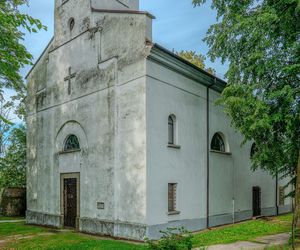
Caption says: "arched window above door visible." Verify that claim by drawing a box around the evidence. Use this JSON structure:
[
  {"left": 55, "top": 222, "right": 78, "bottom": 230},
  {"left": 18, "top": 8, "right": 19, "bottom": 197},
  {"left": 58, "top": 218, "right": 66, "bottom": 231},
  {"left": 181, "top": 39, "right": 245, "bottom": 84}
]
[{"left": 64, "top": 134, "right": 80, "bottom": 152}]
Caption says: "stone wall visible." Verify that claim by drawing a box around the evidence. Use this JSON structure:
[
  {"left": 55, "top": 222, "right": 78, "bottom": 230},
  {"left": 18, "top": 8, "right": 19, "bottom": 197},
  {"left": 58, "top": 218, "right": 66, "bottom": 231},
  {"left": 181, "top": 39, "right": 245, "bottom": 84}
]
[{"left": 0, "top": 188, "right": 26, "bottom": 216}]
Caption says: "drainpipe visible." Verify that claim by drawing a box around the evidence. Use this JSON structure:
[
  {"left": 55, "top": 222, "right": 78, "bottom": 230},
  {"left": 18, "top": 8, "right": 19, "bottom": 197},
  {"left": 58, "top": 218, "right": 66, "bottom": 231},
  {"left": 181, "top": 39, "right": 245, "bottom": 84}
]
[
  {"left": 232, "top": 158, "right": 235, "bottom": 224},
  {"left": 206, "top": 78, "right": 217, "bottom": 228},
  {"left": 276, "top": 172, "right": 279, "bottom": 215}
]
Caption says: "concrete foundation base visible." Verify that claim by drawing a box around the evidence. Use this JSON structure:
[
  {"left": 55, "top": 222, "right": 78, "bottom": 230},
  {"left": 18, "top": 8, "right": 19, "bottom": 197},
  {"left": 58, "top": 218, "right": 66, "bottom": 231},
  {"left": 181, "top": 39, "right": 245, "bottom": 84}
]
[
  {"left": 262, "top": 207, "right": 277, "bottom": 217},
  {"left": 26, "top": 206, "right": 291, "bottom": 240},
  {"left": 148, "top": 218, "right": 207, "bottom": 239},
  {"left": 26, "top": 211, "right": 147, "bottom": 240},
  {"left": 26, "top": 210, "right": 62, "bottom": 228},
  {"left": 80, "top": 217, "right": 147, "bottom": 240},
  {"left": 279, "top": 204, "right": 292, "bottom": 214}
]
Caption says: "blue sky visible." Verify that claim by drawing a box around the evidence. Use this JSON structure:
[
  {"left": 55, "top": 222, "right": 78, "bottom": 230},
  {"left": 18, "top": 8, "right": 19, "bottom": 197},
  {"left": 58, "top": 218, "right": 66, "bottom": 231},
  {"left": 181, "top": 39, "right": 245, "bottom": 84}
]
[
  {"left": 18, "top": 0, "right": 228, "bottom": 80},
  {"left": 5, "top": 0, "right": 228, "bottom": 122}
]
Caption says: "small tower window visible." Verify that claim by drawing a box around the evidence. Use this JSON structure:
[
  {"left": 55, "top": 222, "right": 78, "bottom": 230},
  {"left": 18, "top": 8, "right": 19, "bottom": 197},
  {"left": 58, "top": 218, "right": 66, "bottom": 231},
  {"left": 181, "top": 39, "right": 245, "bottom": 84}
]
[
  {"left": 64, "top": 134, "right": 80, "bottom": 151},
  {"left": 69, "top": 18, "right": 75, "bottom": 31},
  {"left": 211, "top": 133, "right": 226, "bottom": 152}
]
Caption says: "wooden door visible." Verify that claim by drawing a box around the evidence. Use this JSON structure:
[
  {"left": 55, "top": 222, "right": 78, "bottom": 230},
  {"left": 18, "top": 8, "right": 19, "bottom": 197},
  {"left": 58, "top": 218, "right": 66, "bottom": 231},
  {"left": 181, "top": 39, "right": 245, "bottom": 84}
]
[
  {"left": 63, "top": 178, "right": 77, "bottom": 228},
  {"left": 253, "top": 186, "right": 261, "bottom": 217}
]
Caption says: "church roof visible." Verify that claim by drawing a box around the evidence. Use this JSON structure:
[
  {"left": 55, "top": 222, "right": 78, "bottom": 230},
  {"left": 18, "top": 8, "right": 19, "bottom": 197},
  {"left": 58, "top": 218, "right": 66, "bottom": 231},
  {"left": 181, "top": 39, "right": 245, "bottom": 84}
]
[{"left": 148, "top": 44, "right": 227, "bottom": 93}]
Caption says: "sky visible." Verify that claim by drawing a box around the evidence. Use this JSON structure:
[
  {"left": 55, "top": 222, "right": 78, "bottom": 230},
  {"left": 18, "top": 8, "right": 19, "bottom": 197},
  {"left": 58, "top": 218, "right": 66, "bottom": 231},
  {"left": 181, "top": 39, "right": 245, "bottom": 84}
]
[
  {"left": 18, "top": 0, "right": 228, "bottom": 77},
  {"left": 6, "top": 0, "right": 228, "bottom": 102}
]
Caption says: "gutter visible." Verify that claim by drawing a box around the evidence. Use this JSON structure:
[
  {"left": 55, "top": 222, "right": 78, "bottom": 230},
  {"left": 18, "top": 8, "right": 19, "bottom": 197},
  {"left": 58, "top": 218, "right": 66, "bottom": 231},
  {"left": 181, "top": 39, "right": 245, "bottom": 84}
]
[
  {"left": 148, "top": 44, "right": 227, "bottom": 93},
  {"left": 153, "top": 44, "right": 226, "bottom": 87}
]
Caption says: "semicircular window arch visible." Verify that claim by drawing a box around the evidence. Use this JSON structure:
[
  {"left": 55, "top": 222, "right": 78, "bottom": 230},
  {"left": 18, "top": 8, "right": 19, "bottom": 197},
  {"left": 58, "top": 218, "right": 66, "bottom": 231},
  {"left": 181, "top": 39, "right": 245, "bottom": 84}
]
[
  {"left": 211, "top": 133, "right": 226, "bottom": 152},
  {"left": 64, "top": 134, "right": 80, "bottom": 152}
]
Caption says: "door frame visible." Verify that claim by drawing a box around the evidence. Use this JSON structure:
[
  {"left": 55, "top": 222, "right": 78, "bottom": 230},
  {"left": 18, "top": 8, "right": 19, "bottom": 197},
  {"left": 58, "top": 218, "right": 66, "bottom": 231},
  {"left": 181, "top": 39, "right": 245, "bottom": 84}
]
[
  {"left": 60, "top": 173, "right": 80, "bottom": 229},
  {"left": 252, "top": 186, "right": 261, "bottom": 217}
]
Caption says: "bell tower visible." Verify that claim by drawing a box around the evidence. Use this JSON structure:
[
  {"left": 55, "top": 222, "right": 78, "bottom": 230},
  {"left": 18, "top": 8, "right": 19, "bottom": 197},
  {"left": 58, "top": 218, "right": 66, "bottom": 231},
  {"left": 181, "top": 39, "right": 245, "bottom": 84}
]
[
  {"left": 54, "top": 0, "right": 92, "bottom": 47},
  {"left": 54, "top": 0, "right": 140, "bottom": 47}
]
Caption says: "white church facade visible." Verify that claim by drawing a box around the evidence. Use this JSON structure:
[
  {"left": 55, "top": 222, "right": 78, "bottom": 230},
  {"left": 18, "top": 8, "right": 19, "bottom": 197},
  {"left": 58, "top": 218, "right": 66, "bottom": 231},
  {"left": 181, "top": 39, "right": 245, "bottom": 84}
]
[{"left": 26, "top": 0, "right": 292, "bottom": 240}]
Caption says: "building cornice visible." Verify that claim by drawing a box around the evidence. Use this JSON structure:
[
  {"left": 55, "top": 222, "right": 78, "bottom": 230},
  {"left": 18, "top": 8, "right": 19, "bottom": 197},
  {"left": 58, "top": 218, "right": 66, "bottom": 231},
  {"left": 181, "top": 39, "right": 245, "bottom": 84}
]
[
  {"left": 91, "top": 7, "right": 156, "bottom": 19},
  {"left": 148, "top": 44, "right": 227, "bottom": 93},
  {"left": 25, "top": 37, "right": 54, "bottom": 79}
]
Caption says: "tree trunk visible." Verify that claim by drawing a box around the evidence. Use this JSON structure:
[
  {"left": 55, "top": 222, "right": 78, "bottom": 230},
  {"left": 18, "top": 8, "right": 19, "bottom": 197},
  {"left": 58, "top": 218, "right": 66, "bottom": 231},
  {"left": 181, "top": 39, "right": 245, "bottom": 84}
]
[{"left": 294, "top": 151, "right": 300, "bottom": 241}]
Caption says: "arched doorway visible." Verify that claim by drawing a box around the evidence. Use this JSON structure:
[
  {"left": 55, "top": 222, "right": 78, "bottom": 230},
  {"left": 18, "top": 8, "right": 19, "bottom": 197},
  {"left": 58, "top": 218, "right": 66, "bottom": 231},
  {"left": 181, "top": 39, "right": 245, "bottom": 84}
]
[{"left": 55, "top": 121, "right": 88, "bottom": 229}]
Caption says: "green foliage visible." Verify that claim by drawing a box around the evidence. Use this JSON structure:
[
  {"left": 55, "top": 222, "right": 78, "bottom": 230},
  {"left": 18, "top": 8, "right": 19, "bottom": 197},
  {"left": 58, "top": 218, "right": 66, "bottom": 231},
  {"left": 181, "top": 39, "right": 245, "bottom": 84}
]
[
  {"left": 176, "top": 50, "right": 216, "bottom": 75},
  {"left": 193, "top": 0, "right": 300, "bottom": 179},
  {"left": 0, "top": 93, "right": 14, "bottom": 154},
  {"left": 0, "top": 125, "right": 26, "bottom": 188},
  {"left": 0, "top": 0, "right": 46, "bottom": 92},
  {"left": 146, "top": 227, "right": 193, "bottom": 250},
  {"left": 0, "top": 0, "right": 38, "bottom": 190}
]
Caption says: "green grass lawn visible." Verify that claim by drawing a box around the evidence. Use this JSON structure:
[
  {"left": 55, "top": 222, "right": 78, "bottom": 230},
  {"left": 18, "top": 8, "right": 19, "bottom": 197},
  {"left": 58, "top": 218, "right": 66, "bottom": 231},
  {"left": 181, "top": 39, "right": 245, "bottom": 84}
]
[
  {"left": 192, "top": 214, "right": 292, "bottom": 247},
  {"left": 0, "top": 222, "right": 146, "bottom": 250},
  {"left": 0, "top": 214, "right": 292, "bottom": 250},
  {"left": 4, "top": 232, "right": 147, "bottom": 250},
  {"left": 0, "top": 216, "right": 25, "bottom": 221},
  {"left": 0, "top": 221, "right": 47, "bottom": 239}
]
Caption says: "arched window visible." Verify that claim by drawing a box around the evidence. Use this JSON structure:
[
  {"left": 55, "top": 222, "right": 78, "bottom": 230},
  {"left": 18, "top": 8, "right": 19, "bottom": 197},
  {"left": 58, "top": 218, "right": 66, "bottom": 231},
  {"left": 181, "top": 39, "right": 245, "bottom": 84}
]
[
  {"left": 250, "top": 143, "right": 256, "bottom": 158},
  {"left": 64, "top": 134, "right": 80, "bottom": 151},
  {"left": 211, "top": 133, "right": 226, "bottom": 152},
  {"left": 168, "top": 115, "right": 175, "bottom": 144}
]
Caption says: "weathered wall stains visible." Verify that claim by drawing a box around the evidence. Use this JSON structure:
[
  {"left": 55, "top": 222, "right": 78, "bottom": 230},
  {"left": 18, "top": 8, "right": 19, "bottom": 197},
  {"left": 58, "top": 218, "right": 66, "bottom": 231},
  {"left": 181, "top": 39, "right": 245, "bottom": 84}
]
[
  {"left": 26, "top": 0, "right": 152, "bottom": 240},
  {"left": 75, "top": 62, "right": 116, "bottom": 91}
]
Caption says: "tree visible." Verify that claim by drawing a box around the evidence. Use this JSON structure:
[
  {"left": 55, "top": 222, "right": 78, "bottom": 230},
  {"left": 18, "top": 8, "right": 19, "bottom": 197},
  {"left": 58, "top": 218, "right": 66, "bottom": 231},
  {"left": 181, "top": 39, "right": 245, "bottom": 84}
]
[
  {"left": 0, "top": 0, "right": 46, "bottom": 123},
  {"left": 0, "top": 0, "right": 42, "bottom": 188},
  {"left": 0, "top": 125, "right": 26, "bottom": 188},
  {"left": 0, "top": 91, "right": 13, "bottom": 155},
  {"left": 0, "top": 89, "right": 26, "bottom": 190},
  {"left": 193, "top": 0, "right": 299, "bottom": 241},
  {"left": 176, "top": 50, "right": 216, "bottom": 75}
]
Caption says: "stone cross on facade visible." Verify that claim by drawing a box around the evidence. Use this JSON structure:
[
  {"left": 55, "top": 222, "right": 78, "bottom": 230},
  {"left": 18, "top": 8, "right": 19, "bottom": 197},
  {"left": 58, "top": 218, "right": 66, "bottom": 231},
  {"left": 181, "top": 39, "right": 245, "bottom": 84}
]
[{"left": 64, "top": 67, "right": 76, "bottom": 95}]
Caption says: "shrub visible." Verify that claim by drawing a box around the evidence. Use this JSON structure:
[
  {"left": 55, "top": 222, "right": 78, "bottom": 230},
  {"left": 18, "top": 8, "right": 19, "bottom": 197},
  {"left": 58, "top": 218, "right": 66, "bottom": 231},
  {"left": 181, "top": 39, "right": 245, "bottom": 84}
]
[{"left": 146, "top": 227, "right": 193, "bottom": 250}]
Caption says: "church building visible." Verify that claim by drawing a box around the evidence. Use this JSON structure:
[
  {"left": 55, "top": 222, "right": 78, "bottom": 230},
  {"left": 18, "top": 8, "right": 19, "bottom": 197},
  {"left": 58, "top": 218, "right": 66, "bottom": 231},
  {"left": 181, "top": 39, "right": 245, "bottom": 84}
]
[{"left": 26, "top": 0, "right": 292, "bottom": 240}]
